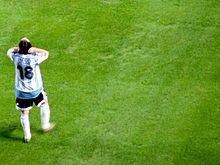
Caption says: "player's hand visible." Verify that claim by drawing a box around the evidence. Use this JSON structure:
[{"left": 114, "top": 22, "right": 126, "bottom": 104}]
[
  {"left": 12, "top": 47, "right": 19, "bottom": 52},
  {"left": 28, "top": 47, "right": 36, "bottom": 54}
]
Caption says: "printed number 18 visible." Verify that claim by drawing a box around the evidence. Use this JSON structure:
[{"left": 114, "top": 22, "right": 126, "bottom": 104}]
[{"left": 17, "top": 65, "right": 33, "bottom": 79}]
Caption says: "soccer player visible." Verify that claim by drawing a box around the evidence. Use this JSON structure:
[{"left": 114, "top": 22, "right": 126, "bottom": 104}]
[{"left": 7, "top": 37, "right": 55, "bottom": 143}]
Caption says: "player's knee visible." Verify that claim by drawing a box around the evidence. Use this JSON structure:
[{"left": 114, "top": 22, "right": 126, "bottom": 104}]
[
  {"left": 21, "top": 110, "right": 30, "bottom": 115},
  {"left": 40, "top": 100, "right": 49, "bottom": 108},
  {"left": 43, "top": 99, "right": 48, "bottom": 104},
  {"left": 40, "top": 99, "right": 48, "bottom": 105}
]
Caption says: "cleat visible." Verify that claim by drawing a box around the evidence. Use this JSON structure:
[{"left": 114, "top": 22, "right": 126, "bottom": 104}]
[
  {"left": 42, "top": 123, "right": 56, "bottom": 133},
  {"left": 24, "top": 138, "right": 31, "bottom": 143}
]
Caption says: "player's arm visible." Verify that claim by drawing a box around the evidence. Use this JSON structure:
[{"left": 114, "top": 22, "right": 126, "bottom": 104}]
[
  {"left": 7, "top": 47, "right": 19, "bottom": 60},
  {"left": 29, "top": 47, "right": 49, "bottom": 54},
  {"left": 30, "top": 47, "right": 49, "bottom": 64},
  {"left": 8, "top": 47, "right": 19, "bottom": 52}
]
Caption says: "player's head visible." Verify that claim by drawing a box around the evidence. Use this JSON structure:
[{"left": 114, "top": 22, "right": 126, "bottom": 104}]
[{"left": 18, "top": 37, "right": 32, "bottom": 54}]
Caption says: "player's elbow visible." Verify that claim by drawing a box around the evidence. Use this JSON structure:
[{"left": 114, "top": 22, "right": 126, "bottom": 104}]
[
  {"left": 44, "top": 51, "right": 49, "bottom": 59},
  {"left": 7, "top": 49, "right": 14, "bottom": 57},
  {"left": 45, "top": 51, "right": 49, "bottom": 56}
]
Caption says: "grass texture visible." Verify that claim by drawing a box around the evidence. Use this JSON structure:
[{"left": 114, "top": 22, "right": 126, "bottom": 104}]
[{"left": 0, "top": 0, "right": 220, "bottom": 164}]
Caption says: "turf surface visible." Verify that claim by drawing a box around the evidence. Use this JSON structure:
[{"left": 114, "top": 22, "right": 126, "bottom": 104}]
[{"left": 0, "top": 0, "right": 220, "bottom": 164}]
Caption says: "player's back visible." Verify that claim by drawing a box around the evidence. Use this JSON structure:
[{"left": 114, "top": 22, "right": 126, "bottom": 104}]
[
  {"left": 7, "top": 48, "right": 49, "bottom": 99},
  {"left": 13, "top": 53, "right": 43, "bottom": 93}
]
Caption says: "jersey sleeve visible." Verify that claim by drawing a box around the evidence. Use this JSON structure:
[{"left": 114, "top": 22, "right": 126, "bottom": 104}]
[
  {"left": 7, "top": 49, "right": 16, "bottom": 61},
  {"left": 35, "top": 51, "right": 49, "bottom": 64}
]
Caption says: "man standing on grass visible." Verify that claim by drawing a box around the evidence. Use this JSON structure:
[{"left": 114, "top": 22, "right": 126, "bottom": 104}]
[{"left": 7, "top": 37, "right": 55, "bottom": 143}]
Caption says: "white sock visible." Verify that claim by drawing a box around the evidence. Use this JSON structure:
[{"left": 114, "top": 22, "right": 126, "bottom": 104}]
[
  {"left": 40, "top": 103, "right": 50, "bottom": 129},
  {"left": 20, "top": 114, "right": 31, "bottom": 139}
]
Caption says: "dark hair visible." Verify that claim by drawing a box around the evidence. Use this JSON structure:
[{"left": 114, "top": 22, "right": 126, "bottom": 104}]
[{"left": 18, "top": 40, "right": 32, "bottom": 54}]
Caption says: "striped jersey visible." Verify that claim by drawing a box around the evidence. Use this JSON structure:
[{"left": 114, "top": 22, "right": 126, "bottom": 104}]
[{"left": 7, "top": 49, "right": 49, "bottom": 99}]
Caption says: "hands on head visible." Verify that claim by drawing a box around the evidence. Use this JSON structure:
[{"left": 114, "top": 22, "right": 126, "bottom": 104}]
[
  {"left": 21, "top": 37, "right": 30, "bottom": 43},
  {"left": 10, "top": 37, "right": 48, "bottom": 54}
]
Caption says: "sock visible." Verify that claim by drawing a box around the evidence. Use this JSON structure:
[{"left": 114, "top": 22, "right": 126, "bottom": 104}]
[
  {"left": 20, "top": 114, "right": 31, "bottom": 139},
  {"left": 40, "top": 103, "right": 50, "bottom": 129}
]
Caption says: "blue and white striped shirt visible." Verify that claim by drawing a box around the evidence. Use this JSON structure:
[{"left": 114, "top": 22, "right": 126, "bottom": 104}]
[{"left": 7, "top": 49, "right": 49, "bottom": 99}]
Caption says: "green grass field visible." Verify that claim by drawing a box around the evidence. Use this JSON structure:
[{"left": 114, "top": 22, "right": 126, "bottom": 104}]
[{"left": 0, "top": 0, "right": 220, "bottom": 164}]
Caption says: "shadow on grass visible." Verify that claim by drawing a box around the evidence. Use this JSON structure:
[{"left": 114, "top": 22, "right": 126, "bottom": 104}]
[
  {"left": 0, "top": 124, "right": 23, "bottom": 142},
  {"left": 31, "top": 127, "right": 44, "bottom": 135},
  {"left": 0, "top": 124, "right": 51, "bottom": 142}
]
